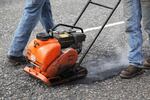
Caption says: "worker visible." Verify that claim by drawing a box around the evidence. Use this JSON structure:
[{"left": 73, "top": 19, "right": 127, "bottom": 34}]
[
  {"left": 7, "top": 0, "right": 54, "bottom": 65},
  {"left": 120, "top": 0, "right": 150, "bottom": 78}
]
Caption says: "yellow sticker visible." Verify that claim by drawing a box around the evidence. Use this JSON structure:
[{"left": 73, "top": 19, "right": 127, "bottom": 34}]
[{"left": 59, "top": 32, "right": 69, "bottom": 38}]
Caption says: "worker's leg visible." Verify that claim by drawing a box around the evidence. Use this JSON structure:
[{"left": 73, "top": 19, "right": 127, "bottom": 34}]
[
  {"left": 40, "top": 0, "right": 54, "bottom": 32},
  {"left": 8, "top": 0, "right": 47, "bottom": 57},
  {"left": 120, "top": 0, "right": 144, "bottom": 79},
  {"left": 124, "top": 0, "right": 143, "bottom": 67},
  {"left": 141, "top": 1, "right": 150, "bottom": 68}
]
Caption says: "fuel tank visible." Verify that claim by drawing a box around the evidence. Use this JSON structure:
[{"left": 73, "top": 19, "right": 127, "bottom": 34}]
[{"left": 26, "top": 38, "right": 61, "bottom": 72}]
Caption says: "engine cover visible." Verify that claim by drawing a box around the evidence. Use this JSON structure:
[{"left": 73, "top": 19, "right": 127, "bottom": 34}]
[{"left": 53, "top": 31, "right": 86, "bottom": 53}]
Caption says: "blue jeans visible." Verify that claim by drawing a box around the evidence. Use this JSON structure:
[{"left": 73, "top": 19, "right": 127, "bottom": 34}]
[
  {"left": 8, "top": 0, "right": 54, "bottom": 57},
  {"left": 124, "top": 0, "right": 150, "bottom": 67}
]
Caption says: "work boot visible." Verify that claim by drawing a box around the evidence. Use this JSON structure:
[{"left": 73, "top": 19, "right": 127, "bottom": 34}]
[
  {"left": 120, "top": 65, "right": 144, "bottom": 79},
  {"left": 7, "top": 55, "right": 28, "bottom": 66},
  {"left": 143, "top": 59, "right": 150, "bottom": 69}
]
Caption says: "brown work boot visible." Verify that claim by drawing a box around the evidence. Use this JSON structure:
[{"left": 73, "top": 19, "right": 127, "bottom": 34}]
[
  {"left": 143, "top": 59, "right": 150, "bottom": 69},
  {"left": 120, "top": 65, "right": 144, "bottom": 79},
  {"left": 7, "top": 55, "right": 28, "bottom": 66}
]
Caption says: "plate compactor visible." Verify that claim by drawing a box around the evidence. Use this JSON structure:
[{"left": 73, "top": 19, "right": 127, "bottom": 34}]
[
  {"left": 24, "top": 0, "right": 121, "bottom": 85},
  {"left": 24, "top": 24, "right": 87, "bottom": 85}
]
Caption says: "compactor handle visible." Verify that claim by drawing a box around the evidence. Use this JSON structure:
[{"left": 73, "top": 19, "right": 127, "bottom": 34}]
[{"left": 52, "top": 24, "right": 84, "bottom": 33}]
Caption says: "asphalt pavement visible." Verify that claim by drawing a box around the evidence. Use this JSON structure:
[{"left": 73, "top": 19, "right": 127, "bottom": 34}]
[{"left": 1, "top": 0, "right": 150, "bottom": 99}]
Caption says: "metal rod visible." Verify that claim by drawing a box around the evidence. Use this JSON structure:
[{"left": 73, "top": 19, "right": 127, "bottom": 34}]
[
  {"left": 78, "top": 0, "right": 121, "bottom": 65},
  {"left": 52, "top": 24, "right": 84, "bottom": 33},
  {"left": 90, "top": 1, "right": 113, "bottom": 9},
  {"left": 73, "top": 0, "right": 91, "bottom": 27},
  {"left": 73, "top": 0, "right": 114, "bottom": 27}
]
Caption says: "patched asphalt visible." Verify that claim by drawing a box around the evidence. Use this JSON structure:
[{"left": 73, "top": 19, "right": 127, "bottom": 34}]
[{"left": 1, "top": 0, "right": 150, "bottom": 99}]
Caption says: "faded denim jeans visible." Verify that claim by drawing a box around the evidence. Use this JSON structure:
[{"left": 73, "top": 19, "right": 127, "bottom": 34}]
[
  {"left": 8, "top": 0, "right": 54, "bottom": 57},
  {"left": 124, "top": 0, "right": 150, "bottom": 67}
]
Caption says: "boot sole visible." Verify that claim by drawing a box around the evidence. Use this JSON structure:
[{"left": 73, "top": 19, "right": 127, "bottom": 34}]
[
  {"left": 8, "top": 59, "right": 28, "bottom": 66},
  {"left": 142, "top": 66, "right": 150, "bottom": 70}
]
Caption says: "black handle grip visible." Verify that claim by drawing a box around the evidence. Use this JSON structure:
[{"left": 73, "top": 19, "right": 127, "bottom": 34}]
[{"left": 52, "top": 24, "right": 84, "bottom": 33}]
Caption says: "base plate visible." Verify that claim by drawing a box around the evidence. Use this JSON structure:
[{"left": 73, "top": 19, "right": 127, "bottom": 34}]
[
  {"left": 49, "top": 66, "right": 88, "bottom": 86},
  {"left": 24, "top": 66, "right": 87, "bottom": 86}
]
